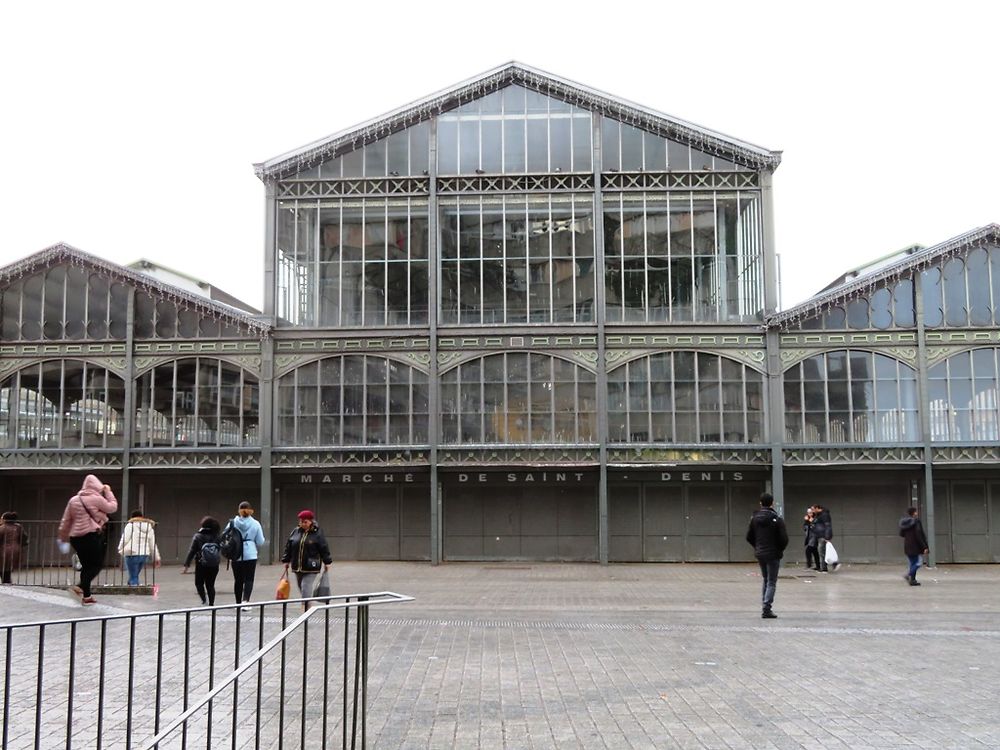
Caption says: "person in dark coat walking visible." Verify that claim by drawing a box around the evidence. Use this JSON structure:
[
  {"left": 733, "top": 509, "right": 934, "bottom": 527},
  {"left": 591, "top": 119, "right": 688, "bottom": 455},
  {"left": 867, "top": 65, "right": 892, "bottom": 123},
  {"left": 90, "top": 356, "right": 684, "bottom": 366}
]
[
  {"left": 281, "top": 510, "right": 332, "bottom": 605},
  {"left": 746, "top": 493, "right": 789, "bottom": 618},
  {"left": 183, "top": 516, "right": 222, "bottom": 605},
  {"left": 899, "top": 507, "right": 929, "bottom": 586},
  {"left": 0, "top": 512, "right": 28, "bottom": 584},
  {"left": 803, "top": 508, "right": 820, "bottom": 570}
]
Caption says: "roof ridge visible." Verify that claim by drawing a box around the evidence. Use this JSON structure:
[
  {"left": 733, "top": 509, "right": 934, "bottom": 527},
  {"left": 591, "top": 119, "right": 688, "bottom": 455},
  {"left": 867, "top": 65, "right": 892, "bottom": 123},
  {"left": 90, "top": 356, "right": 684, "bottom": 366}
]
[
  {"left": 254, "top": 62, "right": 780, "bottom": 180},
  {"left": 770, "top": 223, "right": 1000, "bottom": 328},
  {"left": 0, "top": 243, "right": 270, "bottom": 336}
]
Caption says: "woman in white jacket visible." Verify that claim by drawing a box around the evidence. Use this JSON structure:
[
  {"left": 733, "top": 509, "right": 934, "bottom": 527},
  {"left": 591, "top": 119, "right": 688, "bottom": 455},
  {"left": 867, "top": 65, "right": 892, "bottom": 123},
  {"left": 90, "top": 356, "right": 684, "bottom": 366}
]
[{"left": 118, "top": 510, "right": 161, "bottom": 585}]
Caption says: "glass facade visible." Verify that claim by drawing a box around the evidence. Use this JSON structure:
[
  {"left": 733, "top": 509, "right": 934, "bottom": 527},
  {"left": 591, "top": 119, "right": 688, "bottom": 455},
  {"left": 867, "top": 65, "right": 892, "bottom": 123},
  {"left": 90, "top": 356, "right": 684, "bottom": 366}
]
[
  {"left": 928, "top": 348, "right": 1000, "bottom": 441},
  {"left": 276, "top": 356, "right": 429, "bottom": 447},
  {"left": 439, "top": 194, "right": 595, "bottom": 324},
  {"left": 134, "top": 358, "right": 259, "bottom": 447},
  {"left": 922, "top": 246, "right": 1000, "bottom": 328},
  {"left": 600, "top": 118, "right": 741, "bottom": 172},
  {"left": 783, "top": 351, "right": 919, "bottom": 443},
  {"left": 440, "top": 353, "right": 596, "bottom": 444},
  {"left": 607, "top": 353, "right": 764, "bottom": 444},
  {"left": 603, "top": 192, "right": 763, "bottom": 323},
  {"left": 276, "top": 198, "right": 429, "bottom": 327},
  {"left": 0, "top": 361, "right": 125, "bottom": 448},
  {"left": 438, "top": 86, "right": 592, "bottom": 175}
]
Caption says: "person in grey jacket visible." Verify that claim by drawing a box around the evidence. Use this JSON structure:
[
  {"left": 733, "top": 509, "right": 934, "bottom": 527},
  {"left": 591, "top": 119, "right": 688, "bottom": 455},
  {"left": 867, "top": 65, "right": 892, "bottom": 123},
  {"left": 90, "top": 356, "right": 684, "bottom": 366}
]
[{"left": 746, "top": 493, "right": 789, "bottom": 619}]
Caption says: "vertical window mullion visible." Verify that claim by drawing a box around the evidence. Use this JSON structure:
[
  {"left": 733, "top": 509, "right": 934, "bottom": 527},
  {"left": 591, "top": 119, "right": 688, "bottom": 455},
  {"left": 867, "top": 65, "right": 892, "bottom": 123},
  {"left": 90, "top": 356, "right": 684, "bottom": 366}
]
[
  {"left": 313, "top": 199, "right": 320, "bottom": 326},
  {"left": 360, "top": 203, "right": 367, "bottom": 326},
  {"left": 570, "top": 198, "right": 578, "bottom": 323},
  {"left": 642, "top": 195, "right": 650, "bottom": 322},
  {"left": 170, "top": 361, "right": 178, "bottom": 448},
  {"left": 478, "top": 198, "right": 485, "bottom": 326},
  {"left": 547, "top": 199, "right": 554, "bottom": 323},
  {"left": 501, "top": 198, "right": 508, "bottom": 323},
  {"left": 406, "top": 199, "right": 412, "bottom": 326}
]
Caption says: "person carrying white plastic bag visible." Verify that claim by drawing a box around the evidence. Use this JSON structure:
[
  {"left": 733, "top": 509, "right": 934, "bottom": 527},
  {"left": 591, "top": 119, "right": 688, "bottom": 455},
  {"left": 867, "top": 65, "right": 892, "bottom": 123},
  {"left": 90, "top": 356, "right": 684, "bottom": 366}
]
[{"left": 824, "top": 540, "right": 842, "bottom": 571}]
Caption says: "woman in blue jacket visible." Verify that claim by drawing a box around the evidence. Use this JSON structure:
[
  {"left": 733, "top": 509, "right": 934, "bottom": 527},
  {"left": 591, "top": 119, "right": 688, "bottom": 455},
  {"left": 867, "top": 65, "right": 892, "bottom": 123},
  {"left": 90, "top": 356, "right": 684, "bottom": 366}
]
[{"left": 229, "top": 501, "right": 266, "bottom": 603}]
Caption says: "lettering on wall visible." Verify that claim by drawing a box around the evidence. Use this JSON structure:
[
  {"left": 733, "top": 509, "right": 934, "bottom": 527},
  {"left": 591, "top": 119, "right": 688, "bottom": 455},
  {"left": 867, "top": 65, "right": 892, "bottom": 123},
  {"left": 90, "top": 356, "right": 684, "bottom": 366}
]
[{"left": 300, "top": 473, "right": 416, "bottom": 484}]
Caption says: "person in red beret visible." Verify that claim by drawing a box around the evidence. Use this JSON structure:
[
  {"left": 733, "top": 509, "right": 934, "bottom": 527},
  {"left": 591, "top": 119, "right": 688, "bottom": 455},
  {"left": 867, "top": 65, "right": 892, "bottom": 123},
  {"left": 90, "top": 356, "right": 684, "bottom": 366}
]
[{"left": 280, "top": 510, "right": 332, "bottom": 605}]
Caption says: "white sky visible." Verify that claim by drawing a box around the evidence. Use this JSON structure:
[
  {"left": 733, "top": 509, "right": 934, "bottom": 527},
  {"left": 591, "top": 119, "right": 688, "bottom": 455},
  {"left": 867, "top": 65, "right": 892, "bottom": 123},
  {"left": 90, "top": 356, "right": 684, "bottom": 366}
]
[{"left": 1, "top": 1, "right": 997, "bottom": 312}]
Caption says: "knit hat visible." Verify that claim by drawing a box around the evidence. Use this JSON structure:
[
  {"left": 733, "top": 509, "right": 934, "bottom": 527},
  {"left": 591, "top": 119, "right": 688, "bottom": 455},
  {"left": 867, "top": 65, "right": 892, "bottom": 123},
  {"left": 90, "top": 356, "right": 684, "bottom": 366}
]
[{"left": 297, "top": 510, "right": 315, "bottom": 521}]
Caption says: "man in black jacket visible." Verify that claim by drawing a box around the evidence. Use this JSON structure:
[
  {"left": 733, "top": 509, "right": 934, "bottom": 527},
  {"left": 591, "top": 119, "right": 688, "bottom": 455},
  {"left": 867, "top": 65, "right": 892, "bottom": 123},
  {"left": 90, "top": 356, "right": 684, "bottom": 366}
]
[
  {"left": 746, "top": 493, "right": 789, "bottom": 619},
  {"left": 899, "top": 507, "right": 929, "bottom": 586}
]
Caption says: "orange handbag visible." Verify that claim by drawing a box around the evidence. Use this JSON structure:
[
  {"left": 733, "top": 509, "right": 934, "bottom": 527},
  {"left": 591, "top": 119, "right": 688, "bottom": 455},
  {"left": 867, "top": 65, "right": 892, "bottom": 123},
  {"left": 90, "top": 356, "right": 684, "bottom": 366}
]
[{"left": 275, "top": 570, "right": 291, "bottom": 600}]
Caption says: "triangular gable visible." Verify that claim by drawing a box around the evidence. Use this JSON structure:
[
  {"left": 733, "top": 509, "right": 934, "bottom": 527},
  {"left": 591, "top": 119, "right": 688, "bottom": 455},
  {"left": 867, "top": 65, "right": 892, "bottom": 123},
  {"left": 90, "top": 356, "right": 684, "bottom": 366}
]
[
  {"left": 769, "top": 224, "right": 1000, "bottom": 329},
  {"left": 0, "top": 243, "right": 269, "bottom": 337},
  {"left": 254, "top": 61, "right": 781, "bottom": 181}
]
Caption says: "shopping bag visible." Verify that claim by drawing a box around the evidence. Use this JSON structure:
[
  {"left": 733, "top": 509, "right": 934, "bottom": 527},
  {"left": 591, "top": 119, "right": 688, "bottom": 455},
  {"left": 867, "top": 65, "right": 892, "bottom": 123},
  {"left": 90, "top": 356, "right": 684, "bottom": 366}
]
[
  {"left": 313, "top": 569, "right": 331, "bottom": 598},
  {"left": 275, "top": 571, "right": 290, "bottom": 600},
  {"left": 824, "top": 541, "right": 839, "bottom": 566}
]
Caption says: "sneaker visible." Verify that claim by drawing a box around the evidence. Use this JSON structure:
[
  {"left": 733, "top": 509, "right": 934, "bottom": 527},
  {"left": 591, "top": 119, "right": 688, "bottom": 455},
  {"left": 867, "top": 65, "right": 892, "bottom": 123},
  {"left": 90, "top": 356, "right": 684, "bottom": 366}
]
[
  {"left": 833, "top": 563, "right": 842, "bottom": 572},
  {"left": 762, "top": 610, "right": 778, "bottom": 619},
  {"left": 81, "top": 596, "right": 97, "bottom": 605},
  {"left": 68, "top": 585, "right": 83, "bottom": 599},
  {"left": 908, "top": 579, "right": 921, "bottom": 587}
]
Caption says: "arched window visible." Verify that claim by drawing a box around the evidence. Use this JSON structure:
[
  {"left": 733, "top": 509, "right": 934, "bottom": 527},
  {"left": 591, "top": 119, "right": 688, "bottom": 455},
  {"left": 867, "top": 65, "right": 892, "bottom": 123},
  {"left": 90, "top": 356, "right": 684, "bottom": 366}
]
[
  {"left": 275, "top": 356, "right": 428, "bottom": 447},
  {"left": 0, "top": 361, "right": 125, "bottom": 448},
  {"left": 0, "top": 266, "right": 128, "bottom": 341},
  {"left": 784, "top": 350, "right": 918, "bottom": 443},
  {"left": 928, "top": 348, "right": 1000, "bottom": 442},
  {"left": 134, "top": 358, "right": 259, "bottom": 447},
  {"left": 440, "top": 353, "right": 596, "bottom": 444},
  {"left": 607, "top": 352, "right": 764, "bottom": 444}
]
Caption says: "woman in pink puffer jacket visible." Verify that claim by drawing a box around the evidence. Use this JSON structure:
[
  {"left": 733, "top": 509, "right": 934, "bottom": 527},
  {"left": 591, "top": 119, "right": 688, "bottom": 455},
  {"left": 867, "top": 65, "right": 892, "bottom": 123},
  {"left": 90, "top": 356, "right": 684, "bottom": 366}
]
[{"left": 58, "top": 475, "right": 118, "bottom": 605}]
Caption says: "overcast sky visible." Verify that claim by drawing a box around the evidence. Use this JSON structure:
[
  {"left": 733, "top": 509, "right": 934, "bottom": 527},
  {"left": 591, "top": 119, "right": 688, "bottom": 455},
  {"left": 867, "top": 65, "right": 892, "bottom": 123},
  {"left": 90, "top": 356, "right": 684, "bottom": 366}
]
[{"left": 1, "top": 2, "right": 996, "bottom": 312}]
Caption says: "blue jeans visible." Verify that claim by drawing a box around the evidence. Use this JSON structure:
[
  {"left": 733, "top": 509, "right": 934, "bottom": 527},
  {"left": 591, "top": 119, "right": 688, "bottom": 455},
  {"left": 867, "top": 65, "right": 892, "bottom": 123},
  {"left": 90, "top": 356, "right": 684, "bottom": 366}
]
[
  {"left": 125, "top": 555, "right": 148, "bottom": 586},
  {"left": 758, "top": 558, "right": 780, "bottom": 610},
  {"left": 906, "top": 553, "right": 921, "bottom": 581}
]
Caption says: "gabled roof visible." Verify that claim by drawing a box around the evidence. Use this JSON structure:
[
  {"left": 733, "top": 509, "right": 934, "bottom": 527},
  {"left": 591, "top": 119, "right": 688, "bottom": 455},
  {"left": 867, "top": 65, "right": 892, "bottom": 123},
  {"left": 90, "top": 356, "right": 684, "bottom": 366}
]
[
  {"left": 254, "top": 61, "right": 781, "bottom": 181},
  {"left": 0, "top": 243, "right": 270, "bottom": 336},
  {"left": 769, "top": 224, "right": 1000, "bottom": 329}
]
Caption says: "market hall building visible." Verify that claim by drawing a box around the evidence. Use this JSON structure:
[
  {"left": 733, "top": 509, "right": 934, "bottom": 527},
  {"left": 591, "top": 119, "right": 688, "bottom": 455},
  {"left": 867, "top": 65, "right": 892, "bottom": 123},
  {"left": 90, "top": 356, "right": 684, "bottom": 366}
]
[{"left": 2, "top": 63, "right": 998, "bottom": 565}]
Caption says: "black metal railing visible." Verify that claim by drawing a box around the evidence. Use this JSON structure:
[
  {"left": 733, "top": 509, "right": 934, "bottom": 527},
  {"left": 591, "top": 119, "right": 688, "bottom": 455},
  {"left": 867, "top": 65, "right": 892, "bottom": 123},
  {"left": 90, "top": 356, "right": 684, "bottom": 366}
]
[
  {"left": 0, "top": 520, "right": 158, "bottom": 590},
  {"left": 0, "top": 592, "right": 412, "bottom": 749}
]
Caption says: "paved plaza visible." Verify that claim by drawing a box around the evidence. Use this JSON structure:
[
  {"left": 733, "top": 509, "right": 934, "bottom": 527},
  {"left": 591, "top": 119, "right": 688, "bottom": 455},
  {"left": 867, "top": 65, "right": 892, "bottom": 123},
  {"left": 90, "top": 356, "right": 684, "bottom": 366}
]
[{"left": 2, "top": 561, "right": 999, "bottom": 748}]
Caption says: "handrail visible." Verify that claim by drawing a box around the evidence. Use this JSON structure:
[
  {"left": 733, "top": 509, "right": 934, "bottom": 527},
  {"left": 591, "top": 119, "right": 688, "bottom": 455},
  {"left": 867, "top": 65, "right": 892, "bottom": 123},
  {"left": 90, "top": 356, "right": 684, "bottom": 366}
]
[
  {"left": 143, "top": 592, "right": 411, "bottom": 749},
  {"left": 1, "top": 590, "right": 411, "bottom": 630},
  {"left": 1, "top": 590, "right": 413, "bottom": 750}
]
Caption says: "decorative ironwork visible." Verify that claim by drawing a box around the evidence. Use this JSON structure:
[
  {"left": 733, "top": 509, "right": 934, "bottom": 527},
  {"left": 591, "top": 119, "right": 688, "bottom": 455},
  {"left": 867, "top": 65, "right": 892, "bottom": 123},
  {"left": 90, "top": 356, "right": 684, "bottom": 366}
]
[
  {"left": 436, "top": 173, "right": 594, "bottom": 194},
  {"left": 601, "top": 171, "right": 759, "bottom": 191},
  {"left": 437, "top": 334, "right": 597, "bottom": 350},
  {"left": 607, "top": 447, "right": 771, "bottom": 465},
  {"left": 778, "top": 332, "right": 918, "bottom": 347},
  {"left": 133, "top": 340, "right": 261, "bottom": 355},
  {"left": 0, "top": 342, "right": 128, "bottom": 357},
  {"left": 932, "top": 445, "right": 1000, "bottom": 463},
  {"left": 276, "top": 177, "right": 430, "bottom": 198},
  {"left": 437, "top": 447, "right": 600, "bottom": 466},
  {"left": 274, "top": 337, "right": 431, "bottom": 353},
  {"left": 605, "top": 333, "right": 765, "bottom": 347},
  {"left": 129, "top": 450, "right": 261, "bottom": 468},
  {"left": 271, "top": 449, "right": 430, "bottom": 467},
  {"left": 782, "top": 447, "right": 924, "bottom": 464},
  {"left": 0, "top": 451, "right": 123, "bottom": 469}
]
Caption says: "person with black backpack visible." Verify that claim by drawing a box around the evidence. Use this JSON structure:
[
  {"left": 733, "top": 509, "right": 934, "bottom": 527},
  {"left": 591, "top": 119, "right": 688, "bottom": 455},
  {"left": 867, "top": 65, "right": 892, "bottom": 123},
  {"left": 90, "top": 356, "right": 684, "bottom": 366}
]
[
  {"left": 183, "top": 516, "right": 222, "bottom": 605},
  {"left": 223, "top": 501, "right": 266, "bottom": 603}
]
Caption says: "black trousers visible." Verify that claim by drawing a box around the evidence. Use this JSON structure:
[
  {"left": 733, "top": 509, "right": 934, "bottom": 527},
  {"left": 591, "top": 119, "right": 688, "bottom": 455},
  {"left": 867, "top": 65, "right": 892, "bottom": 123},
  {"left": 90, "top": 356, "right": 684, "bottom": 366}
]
[
  {"left": 70, "top": 532, "right": 105, "bottom": 597},
  {"left": 805, "top": 545, "right": 821, "bottom": 569},
  {"left": 195, "top": 563, "right": 220, "bottom": 605},
  {"left": 232, "top": 559, "right": 257, "bottom": 603}
]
